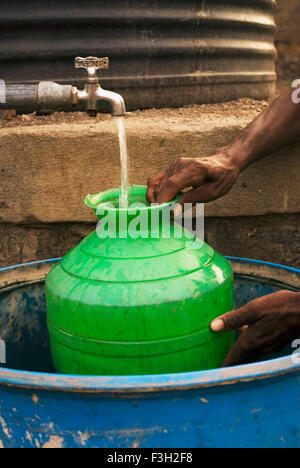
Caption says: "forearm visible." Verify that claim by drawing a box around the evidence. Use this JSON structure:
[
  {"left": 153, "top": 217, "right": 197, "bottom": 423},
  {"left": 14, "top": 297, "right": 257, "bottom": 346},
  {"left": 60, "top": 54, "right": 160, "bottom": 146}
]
[
  {"left": 224, "top": 86, "right": 300, "bottom": 172},
  {"left": 147, "top": 85, "right": 300, "bottom": 205}
]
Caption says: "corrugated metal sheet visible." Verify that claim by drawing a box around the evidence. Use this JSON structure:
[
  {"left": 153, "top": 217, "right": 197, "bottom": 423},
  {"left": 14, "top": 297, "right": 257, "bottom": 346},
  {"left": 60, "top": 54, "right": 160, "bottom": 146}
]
[{"left": 0, "top": 0, "right": 278, "bottom": 109}]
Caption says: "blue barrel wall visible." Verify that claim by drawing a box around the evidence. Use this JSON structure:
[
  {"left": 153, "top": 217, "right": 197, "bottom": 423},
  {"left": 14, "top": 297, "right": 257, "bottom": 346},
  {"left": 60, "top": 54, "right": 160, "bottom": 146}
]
[{"left": 0, "top": 258, "right": 299, "bottom": 448}]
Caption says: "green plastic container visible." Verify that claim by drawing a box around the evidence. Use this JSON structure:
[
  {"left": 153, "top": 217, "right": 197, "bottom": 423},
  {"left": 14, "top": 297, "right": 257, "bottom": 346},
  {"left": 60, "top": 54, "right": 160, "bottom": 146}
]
[{"left": 46, "top": 186, "right": 235, "bottom": 375}]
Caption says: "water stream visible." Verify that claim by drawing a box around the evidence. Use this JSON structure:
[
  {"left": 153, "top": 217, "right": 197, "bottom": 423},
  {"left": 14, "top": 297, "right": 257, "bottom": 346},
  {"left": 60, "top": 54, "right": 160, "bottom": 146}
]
[{"left": 116, "top": 117, "right": 130, "bottom": 209}]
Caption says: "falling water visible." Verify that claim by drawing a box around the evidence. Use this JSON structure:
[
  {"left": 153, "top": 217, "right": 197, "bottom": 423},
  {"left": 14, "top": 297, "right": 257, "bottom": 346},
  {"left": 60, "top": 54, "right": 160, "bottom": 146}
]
[{"left": 116, "top": 117, "right": 130, "bottom": 209}]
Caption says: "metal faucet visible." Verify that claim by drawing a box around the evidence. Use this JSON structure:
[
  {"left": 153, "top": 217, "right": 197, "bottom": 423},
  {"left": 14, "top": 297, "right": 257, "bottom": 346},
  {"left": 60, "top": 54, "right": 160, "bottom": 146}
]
[
  {"left": 0, "top": 56, "right": 127, "bottom": 116},
  {"left": 73, "top": 56, "right": 126, "bottom": 117}
]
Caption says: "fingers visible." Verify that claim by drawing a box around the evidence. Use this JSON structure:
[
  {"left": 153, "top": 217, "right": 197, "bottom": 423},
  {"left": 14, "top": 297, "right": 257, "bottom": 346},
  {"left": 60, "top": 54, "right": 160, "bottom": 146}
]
[
  {"left": 147, "top": 159, "right": 208, "bottom": 204},
  {"left": 178, "top": 188, "right": 203, "bottom": 206},
  {"left": 179, "top": 182, "right": 221, "bottom": 205},
  {"left": 221, "top": 331, "right": 261, "bottom": 367},
  {"left": 211, "top": 303, "right": 261, "bottom": 333},
  {"left": 156, "top": 168, "right": 207, "bottom": 204},
  {"left": 212, "top": 292, "right": 292, "bottom": 333},
  {"left": 213, "top": 291, "right": 300, "bottom": 367},
  {"left": 178, "top": 176, "right": 236, "bottom": 205},
  {"left": 146, "top": 171, "right": 166, "bottom": 203},
  {"left": 147, "top": 155, "right": 238, "bottom": 206},
  {"left": 155, "top": 174, "right": 183, "bottom": 204}
]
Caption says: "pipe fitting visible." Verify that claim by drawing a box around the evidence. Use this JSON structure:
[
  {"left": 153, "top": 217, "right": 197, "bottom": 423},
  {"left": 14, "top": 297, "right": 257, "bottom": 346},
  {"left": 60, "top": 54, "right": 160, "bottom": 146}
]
[
  {"left": 38, "top": 82, "right": 74, "bottom": 111},
  {"left": 0, "top": 56, "right": 127, "bottom": 116}
]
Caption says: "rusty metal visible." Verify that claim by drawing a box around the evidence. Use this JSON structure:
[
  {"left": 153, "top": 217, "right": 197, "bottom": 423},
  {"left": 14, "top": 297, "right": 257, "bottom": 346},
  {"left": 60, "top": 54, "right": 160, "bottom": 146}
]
[
  {"left": 0, "top": 56, "right": 126, "bottom": 115},
  {"left": 38, "top": 82, "right": 74, "bottom": 110},
  {"left": 74, "top": 56, "right": 126, "bottom": 115},
  {"left": 0, "top": 0, "right": 278, "bottom": 110}
]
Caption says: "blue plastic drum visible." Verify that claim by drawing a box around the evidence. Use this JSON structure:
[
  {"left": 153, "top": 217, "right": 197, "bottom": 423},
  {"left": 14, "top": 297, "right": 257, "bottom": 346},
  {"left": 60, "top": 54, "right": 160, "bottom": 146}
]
[{"left": 0, "top": 258, "right": 299, "bottom": 448}]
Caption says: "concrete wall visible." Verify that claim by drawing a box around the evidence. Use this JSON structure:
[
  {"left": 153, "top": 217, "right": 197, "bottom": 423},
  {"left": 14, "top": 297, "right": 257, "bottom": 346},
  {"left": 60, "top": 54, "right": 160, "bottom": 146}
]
[
  {"left": 1, "top": 214, "right": 299, "bottom": 270},
  {"left": 1, "top": 101, "right": 300, "bottom": 269},
  {"left": 1, "top": 0, "right": 300, "bottom": 268}
]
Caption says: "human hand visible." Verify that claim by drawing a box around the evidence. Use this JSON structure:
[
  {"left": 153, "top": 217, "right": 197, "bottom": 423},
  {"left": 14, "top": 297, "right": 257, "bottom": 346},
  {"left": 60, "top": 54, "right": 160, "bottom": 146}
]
[
  {"left": 146, "top": 152, "right": 240, "bottom": 205},
  {"left": 211, "top": 291, "right": 300, "bottom": 367}
]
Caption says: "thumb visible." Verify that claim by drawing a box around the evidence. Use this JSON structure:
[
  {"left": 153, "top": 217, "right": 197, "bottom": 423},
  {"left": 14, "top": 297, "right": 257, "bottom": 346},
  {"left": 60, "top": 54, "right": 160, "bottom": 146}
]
[{"left": 211, "top": 304, "right": 260, "bottom": 332}]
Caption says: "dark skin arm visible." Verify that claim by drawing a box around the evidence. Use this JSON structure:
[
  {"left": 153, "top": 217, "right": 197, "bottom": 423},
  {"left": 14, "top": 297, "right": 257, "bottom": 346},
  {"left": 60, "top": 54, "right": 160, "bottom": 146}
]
[
  {"left": 147, "top": 85, "right": 300, "bottom": 367},
  {"left": 147, "top": 86, "right": 300, "bottom": 205}
]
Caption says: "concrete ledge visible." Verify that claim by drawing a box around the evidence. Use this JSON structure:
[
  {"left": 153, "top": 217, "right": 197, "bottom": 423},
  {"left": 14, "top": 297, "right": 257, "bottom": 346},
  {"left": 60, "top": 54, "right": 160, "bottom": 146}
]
[
  {"left": 1, "top": 214, "right": 300, "bottom": 269},
  {"left": 0, "top": 101, "right": 299, "bottom": 224}
]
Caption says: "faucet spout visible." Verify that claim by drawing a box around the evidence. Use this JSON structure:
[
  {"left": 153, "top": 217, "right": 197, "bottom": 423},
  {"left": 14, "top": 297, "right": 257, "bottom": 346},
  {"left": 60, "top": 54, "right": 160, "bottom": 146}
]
[
  {"left": 95, "top": 88, "right": 126, "bottom": 116},
  {"left": 0, "top": 56, "right": 127, "bottom": 117}
]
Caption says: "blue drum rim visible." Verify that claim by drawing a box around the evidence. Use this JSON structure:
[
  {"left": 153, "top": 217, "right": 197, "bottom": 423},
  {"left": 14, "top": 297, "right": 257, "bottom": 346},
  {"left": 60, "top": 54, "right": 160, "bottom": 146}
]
[{"left": 0, "top": 257, "right": 299, "bottom": 394}]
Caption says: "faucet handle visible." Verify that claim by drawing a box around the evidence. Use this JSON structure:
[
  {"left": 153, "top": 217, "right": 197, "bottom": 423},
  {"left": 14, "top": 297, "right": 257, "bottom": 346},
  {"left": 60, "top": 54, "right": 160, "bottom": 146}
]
[{"left": 75, "top": 56, "right": 109, "bottom": 71}]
